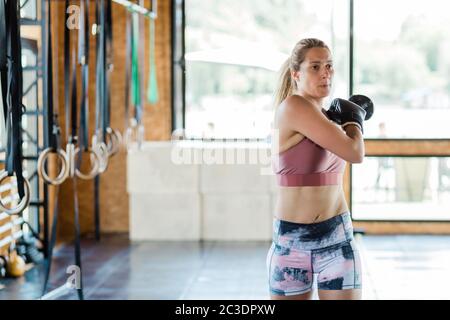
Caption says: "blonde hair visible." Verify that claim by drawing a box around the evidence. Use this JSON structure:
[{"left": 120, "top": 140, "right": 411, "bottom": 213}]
[{"left": 273, "top": 38, "right": 330, "bottom": 107}]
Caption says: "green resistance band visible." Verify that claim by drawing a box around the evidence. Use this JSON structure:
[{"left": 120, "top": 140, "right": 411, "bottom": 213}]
[
  {"left": 131, "top": 12, "right": 141, "bottom": 108},
  {"left": 147, "top": 18, "right": 158, "bottom": 104}
]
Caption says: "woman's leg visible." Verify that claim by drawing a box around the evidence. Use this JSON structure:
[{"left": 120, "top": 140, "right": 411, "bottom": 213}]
[
  {"left": 271, "top": 291, "right": 313, "bottom": 300},
  {"left": 315, "top": 239, "right": 363, "bottom": 300},
  {"left": 318, "top": 289, "right": 361, "bottom": 300},
  {"left": 266, "top": 244, "right": 314, "bottom": 299}
]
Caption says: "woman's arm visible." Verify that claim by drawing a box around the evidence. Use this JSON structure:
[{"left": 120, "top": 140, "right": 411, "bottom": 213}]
[{"left": 280, "top": 95, "right": 364, "bottom": 163}]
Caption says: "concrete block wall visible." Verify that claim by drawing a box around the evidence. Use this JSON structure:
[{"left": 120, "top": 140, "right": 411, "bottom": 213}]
[{"left": 127, "top": 141, "right": 275, "bottom": 240}]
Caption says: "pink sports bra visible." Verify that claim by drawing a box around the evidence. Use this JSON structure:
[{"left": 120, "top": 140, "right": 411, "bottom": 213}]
[{"left": 272, "top": 110, "right": 346, "bottom": 187}]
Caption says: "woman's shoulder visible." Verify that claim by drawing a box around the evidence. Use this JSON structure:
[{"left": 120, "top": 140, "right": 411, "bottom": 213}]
[
  {"left": 279, "top": 95, "right": 314, "bottom": 117},
  {"left": 282, "top": 94, "right": 309, "bottom": 106}
]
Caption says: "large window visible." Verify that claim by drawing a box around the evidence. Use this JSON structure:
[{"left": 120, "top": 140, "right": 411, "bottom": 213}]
[
  {"left": 180, "top": 0, "right": 450, "bottom": 140},
  {"left": 354, "top": 0, "right": 450, "bottom": 138},
  {"left": 352, "top": 157, "right": 450, "bottom": 221},
  {"left": 184, "top": 0, "right": 349, "bottom": 139},
  {"left": 349, "top": 0, "right": 450, "bottom": 223}
]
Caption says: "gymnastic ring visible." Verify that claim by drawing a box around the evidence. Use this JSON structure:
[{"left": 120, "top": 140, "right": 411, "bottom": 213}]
[
  {"left": 91, "top": 134, "right": 109, "bottom": 173},
  {"left": 106, "top": 127, "right": 122, "bottom": 157},
  {"left": 106, "top": 127, "right": 122, "bottom": 156},
  {"left": 93, "top": 141, "right": 109, "bottom": 173},
  {"left": 75, "top": 147, "right": 101, "bottom": 180},
  {"left": 0, "top": 171, "right": 31, "bottom": 215},
  {"left": 37, "top": 147, "right": 69, "bottom": 186}
]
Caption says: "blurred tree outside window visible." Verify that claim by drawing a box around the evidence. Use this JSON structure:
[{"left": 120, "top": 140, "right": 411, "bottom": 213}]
[
  {"left": 354, "top": 0, "right": 450, "bottom": 138},
  {"left": 185, "top": 0, "right": 349, "bottom": 139}
]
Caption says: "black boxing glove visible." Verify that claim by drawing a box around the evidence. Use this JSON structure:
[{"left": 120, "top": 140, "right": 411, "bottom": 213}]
[
  {"left": 349, "top": 94, "right": 374, "bottom": 121},
  {"left": 327, "top": 98, "right": 367, "bottom": 133}
]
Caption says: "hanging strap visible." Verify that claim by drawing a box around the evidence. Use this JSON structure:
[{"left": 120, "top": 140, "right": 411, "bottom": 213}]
[
  {"left": 44, "top": 0, "right": 59, "bottom": 151},
  {"left": 95, "top": 0, "right": 105, "bottom": 142},
  {"left": 64, "top": 0, "right": 71, "bottom": 142},
  {"left": 0, "top": 77, "right": 5, "bottom": 149},
  {"left": 71, "top": 173, "right": 83, "bottom": 300},
  {"left": 43, "top": 0, "right": 83, "bottom": 300},
  {"left": 0, "top": 0, "right": 7, "bottom": 133},
  {"left": 93, "top": 0, "right": 105, "bottom": 243},
  {"left": 63, "top": 0, "right": 79, "bottom": 145},
  {"left": 5, "top": 0, "right": 25, "bottom": 199},
  {"left": 138, "top": 0, "right": 145, "bottom": 114},
  {"left": 65, "top": 0, "right": 84, "bottom": 300},
  {"left": 78, "top": 0, "right": 89, "bottom": 153},
  {"left": 0, "top": 0, "right": 6, "bottom": 71},
  {"left": 147, "top": 17, "right": 158, "bottom": 104},
  {"left": 131, "top": 12, "right": 142, "bottom": 123},
  {"left": 70, "top": 3, "right": 84, "bottom": 300},
  {"left": 104, "top": 0, "right": 112, "bottom": 132},
  {"left": 42, "top": 183, "right": 60, "bottom": 297},
  {"left": 0, "top": 0, "right": 6, "bottom": 148},
  {"left": 124, "top": 10, "right": 132, "bottom": 134},
  {"left": 69, "top": 37, "right": 78, "bottom": 144},
  {"left": 42, "top": 0, "right": 58, "bottom": 297}
]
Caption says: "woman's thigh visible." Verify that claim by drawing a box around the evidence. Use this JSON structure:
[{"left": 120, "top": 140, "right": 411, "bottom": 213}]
[
  {"left": 267, "top": 244, "right": 314, "bottom": 298},
  {"left": 314, "top": 239, "right": 363, "bottom": 296}
]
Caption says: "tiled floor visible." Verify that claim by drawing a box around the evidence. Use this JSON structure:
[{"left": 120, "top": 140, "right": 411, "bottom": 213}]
[
  {"left": 357, "top": 234, "right": 450, "bottom": 300},
  {"left": 1, "top": 233, "right": 450, "bottom": 300}
]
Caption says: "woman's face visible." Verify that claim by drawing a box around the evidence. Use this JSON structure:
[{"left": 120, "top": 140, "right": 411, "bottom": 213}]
[{"left": 292, "top": 47, "right": 334, "bottom": 99}]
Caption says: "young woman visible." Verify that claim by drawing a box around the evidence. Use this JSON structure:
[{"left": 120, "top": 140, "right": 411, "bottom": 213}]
[{"left": 267, "top": 38, "right": 368, "bottom": 300}]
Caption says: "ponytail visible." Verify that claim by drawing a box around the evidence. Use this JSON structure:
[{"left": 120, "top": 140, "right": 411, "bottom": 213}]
[{"left": 273, "top": 58, "right": 294, "bottom": 108}]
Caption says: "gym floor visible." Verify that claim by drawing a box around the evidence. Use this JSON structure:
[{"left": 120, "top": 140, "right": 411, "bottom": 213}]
[{"left": 1, "top": 234, "right": 450, "bottom": 300}]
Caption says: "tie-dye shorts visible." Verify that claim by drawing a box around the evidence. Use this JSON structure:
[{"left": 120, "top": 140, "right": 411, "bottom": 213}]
[{"left": 266, "top": 211, "right": 362, "bottom": 296}]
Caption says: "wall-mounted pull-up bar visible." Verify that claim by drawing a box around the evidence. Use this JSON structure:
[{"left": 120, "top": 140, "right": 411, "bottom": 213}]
[{"left": 112, "top": 0, "right": 157, "bottom": 19}]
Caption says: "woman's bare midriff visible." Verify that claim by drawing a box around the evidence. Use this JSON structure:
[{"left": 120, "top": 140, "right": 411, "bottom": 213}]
[
  {"left": 274, "top": 184, "right": 349, "bottom": 224},
  {"left": 274, "top": 124, "right": 349, "bottom": 224}
]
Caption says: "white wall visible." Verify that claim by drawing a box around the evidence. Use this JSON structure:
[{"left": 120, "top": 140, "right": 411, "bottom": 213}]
[{"left": 127, "top": 141, "right": 276, "bottom": 241}]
